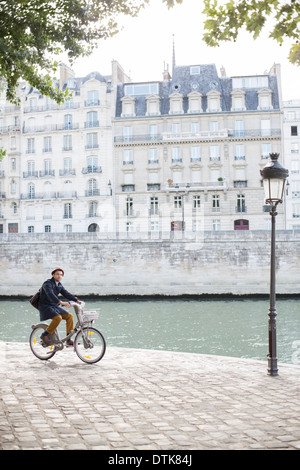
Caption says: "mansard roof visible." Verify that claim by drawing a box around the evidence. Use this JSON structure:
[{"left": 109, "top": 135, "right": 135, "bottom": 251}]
[{"left": 115, "top": 63, "right": 280, "bottom": 117}]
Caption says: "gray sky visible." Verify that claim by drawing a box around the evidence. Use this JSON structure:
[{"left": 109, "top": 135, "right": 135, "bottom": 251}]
[{"left": 71, "top": 0, "right": 300, "bottom": 101}]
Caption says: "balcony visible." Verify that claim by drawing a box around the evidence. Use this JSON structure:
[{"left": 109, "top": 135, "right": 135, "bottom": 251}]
[
  {"left": 59, "top": 169, "right": 76, "bottom": 176},
  {"left": 167, "top": 181, "right": 226, "bottom": 192},
  {"left": 39, "top": 170, "right": 55, "bottom": 177},
  {"left": 23, "top": 171, "right": 38, "bottom": 178},
  {"left": 82, "top": 166, "right": 102, "bottom": 174},
  {"left": 85, "top": 189, "right": 100, "bottom": 197}
]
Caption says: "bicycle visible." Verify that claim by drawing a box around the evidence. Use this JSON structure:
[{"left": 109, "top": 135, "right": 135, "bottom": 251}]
[{"left": 29, "top": 301, "right": 106, "bottom": 364}]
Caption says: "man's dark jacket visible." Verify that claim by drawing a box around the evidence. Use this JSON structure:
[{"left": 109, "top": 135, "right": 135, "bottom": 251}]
[{"left": 38, "top": 277, "right": 78, "bottom": 321}]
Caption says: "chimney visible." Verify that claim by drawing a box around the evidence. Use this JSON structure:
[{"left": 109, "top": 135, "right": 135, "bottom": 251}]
[
  {"left": 163, "top": 62, "right": 171, "bottom": 81},
  {"left": 59, "top": 63, "right": 75, "bottom": 89}
]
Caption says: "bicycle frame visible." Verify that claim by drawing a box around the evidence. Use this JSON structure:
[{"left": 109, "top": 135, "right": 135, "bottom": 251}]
[{"left": 31, "top": 301, "right": 92, "bottom": 351}]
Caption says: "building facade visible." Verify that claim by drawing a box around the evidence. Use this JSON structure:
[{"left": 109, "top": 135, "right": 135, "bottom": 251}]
[
  {"left": 0, "top": 61, "right": 286, "bottom": 235},
  {"left": 114, "top": 63, "right": 283, "bottom": 237},
  {"left": 0, "top": 61, "right": 130, "bottom": 235},
  {"left": 282, "top": 99, "right": 300, "bottom": 230}
]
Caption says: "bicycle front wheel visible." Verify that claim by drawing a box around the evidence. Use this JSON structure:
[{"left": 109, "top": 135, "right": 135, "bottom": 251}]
[
  {"left": 74, "top": 327, "right": 106, "bottom": 364},
  {"left": 29, "top": 326, "right": 56, "bottom": 361}
]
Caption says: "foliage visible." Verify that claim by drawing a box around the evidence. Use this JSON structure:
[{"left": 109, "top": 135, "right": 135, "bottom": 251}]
[
  {"left": 0, "top": 0, "right": 148, "bottom": 104},
  {"left": 203, "top": 0, "right": 300, "bottom": 66}
]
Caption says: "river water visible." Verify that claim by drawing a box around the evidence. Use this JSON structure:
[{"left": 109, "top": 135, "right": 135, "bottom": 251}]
[{"left": 0, "top": 297, "right": 299, "bottom": 364}]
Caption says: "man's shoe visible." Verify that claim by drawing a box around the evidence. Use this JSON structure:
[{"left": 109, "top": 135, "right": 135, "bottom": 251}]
[
  {"left": 66, "top": 339, "right": 74, "bottom": 347},
  {"left": 40, "top": 334, "right": 51, "bottom": 347}
]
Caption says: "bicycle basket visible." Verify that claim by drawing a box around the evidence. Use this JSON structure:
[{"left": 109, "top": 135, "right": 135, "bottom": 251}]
[{"left": 82, "top": 310, "right": 99, "bottom": 323}]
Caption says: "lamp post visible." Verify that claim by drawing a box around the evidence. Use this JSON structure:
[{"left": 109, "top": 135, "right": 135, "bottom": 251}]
[{"left": 260, "top": 153, "right": 289, "bottom": 376}]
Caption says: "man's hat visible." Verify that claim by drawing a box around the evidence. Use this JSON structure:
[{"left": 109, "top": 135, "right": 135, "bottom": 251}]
[{"left": 51, "top": 267, "right": 64, "bottom": 276}]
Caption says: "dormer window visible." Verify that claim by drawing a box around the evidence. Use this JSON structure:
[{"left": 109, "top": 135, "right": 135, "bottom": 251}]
[
  {"left": 146, "top": 95, "right": 160, "bottom": 116},
  {"left": 207, "top": 90, "right": 221, "bottom": 112},
  {"left": 121, "top": 96, "right": 136, "bottom": 117},
  {"left": 231, "top": 89, "right": 246, "bottom": 111},
  {"left": 257, "top": 88, "right": 273, "bottom": 110},
  {"left": 187, "top": 91, "right": 203, "bottom": 113},
  {"left": 169, "top": 92, "right": 184, "bottom": 115}
]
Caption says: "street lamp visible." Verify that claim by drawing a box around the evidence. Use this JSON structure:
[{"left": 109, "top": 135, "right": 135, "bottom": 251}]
[{"left": 260, "top": 153, "right": 289, "bottom": 376}]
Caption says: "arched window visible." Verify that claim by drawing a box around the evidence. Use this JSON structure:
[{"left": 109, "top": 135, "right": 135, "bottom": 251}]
[{"left": 88, "top": 223, "right": 99, "bottom": 232}]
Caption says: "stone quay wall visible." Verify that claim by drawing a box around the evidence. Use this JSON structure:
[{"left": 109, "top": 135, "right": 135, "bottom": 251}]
[{"left": 0, "top": 231, "right": 299, "bottom": 297}]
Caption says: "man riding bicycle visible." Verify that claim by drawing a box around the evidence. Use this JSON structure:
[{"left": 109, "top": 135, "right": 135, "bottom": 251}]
[{"left": 39, "top": 267, "right": 81, "bottom": 347}]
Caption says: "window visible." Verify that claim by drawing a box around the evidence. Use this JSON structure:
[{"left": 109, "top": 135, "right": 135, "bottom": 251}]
[
  {"left": 190, "top": 66, "right": 200, "bottom": 75},
  {"left": 64, "top": 114, "right": 72, "bottom": 130},
  {"left": 146, "top": 95, "right": 160, "bottom": 116},
  {"left": 235, "top": 120, "right": 244, "bottom": 137},
  {"left": 235, "top": 144, "right": 245, "bottom": 160},
  {"left": 87, "top": 90, "right": 99, "bottom": 106},
  {"left": 44, "top": 204, "right": 52, "bottom": 220},
  {"left": 63, "top": 135, "right": 72, "bottom": 151},
  {"left": 261, "top": 119, "right": 271, "bottom": 136},
  {"left": 27, "top": 160, "right": 35, "bottom": 177},
  {"left": 191, "top": 122, "right": 200, "bottom": 134},
  {"left": 86, "top": 111, "right": 98, "bottom": 128},
  {"left": 172, "top": 147, "right": 182, "bottom": 163},
  {"left": 231, "top": 89, "right": 246, "bottom": 111},
  {"left": 150, "top": 197, "right": 159, "bottom": 215},
  {"left": 149, "top": 124, "right": 158, "bottom": 139},
  {"left": 212, "top": 195, "right": 220, "bottom": 212},
  {"left": 65, "top": 224, "right": 72, "bottom": 233},
  {"left": 126, "top": 221, "right": 133, "bottom": 232},
  {"left": 232, "top": 76, "right": 268, "bottom": 89},
  {"left": 44, "top": 159, "right": 52, "bottom": 176},
  {"left": 124, "top": 83, "right": 159, "bottom": 96},
  {"left": 86, "top": 133, "right": 98, "bottom": 149},
  {"left": 257, "top": 89, "right": 273, "bottom": 110},
  {"left": 123, "top": 126, "right": 132, "bottom": 142},
  {"left": 63, "top": 158, "right": 72, "bottom": 172},
  {"left": 262, "top": 143, "right": 271, "bottom": 159},
  {"left": 126, "top": 197, "right": 133, "bottom": 216},
  {"left": 236, "top": 194, "right": 246, "bottom": 213},
  {"left": 123, "top": 149, "right": 133, "bottom": 165},
  {"left": 210, "top": 145, "right": 220, "bottom": 161},
  {"left": 193, "top": 195, "right": 201, "bottom": 210},
  {"left": 64, "top": 203, "right": 72, "bottom": 219},
  {"left": 26, "top": 138, "right": 35, "bottom": 154},
  {"left": 212, "top": 220, "right": 221, "bottom": 231},
  {"left": 43, "top": 136, "right": 52, "bottom": 152},
  {"left": 148, "top": 148, "right": 158, "bottom": 164},
  {"left": 87, "top": 178, "right": 98, "bottom": 196},
  {"left": 150, "top": 220, "right": 159, "bottom": 231},
  {"left": 291, "top": 126, "right": 298, "bottom": 136},
  {"left": 87, "top": 156, "right": 99, "bottom": 172},
  {"left": 44, "top": 225, "right": 51, "bottom": 232},
  {"left": 89, "top": 201, "right": 98, "bottom": 217},
  {"left": 172, "top": 123, "right": 181, "bottom": 135},
  {"left": 191, "top": 146, "right": 201, "bottom": 162},
  {"left": 121, "top": 96, "right": 136, "bottom": 117},
  {"left": 174, "top": 196, "right": 182, "bottom": 212},
  {"left": 169, "top": 92, "right": 183, "bottom": 114},
  {"left": 207, "top": 90, "right": 221, "bottom": 112},
  {"left": 28, "top": 226, "right": 34, "bottom": 233},
  {"left": 28, "top": 183, "right": 35, "bottom": 199}
]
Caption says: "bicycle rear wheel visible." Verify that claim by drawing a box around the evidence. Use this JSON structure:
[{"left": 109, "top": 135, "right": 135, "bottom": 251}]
[
  {"left": 29, "top": 326, "right": 56, "bottom": 360},
  {"left": 74, "top": 327, "right": 106, "bottom": 364}
]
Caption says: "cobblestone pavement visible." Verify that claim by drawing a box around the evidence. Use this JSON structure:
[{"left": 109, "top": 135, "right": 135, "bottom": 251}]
[{"left": 0, "top": 341, "right": 299, "bottom": 450}]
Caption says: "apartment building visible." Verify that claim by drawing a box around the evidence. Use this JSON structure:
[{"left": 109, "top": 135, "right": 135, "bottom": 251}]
[
  {"left": 0, "top": 61, "right": 285, "bottom": 235},
  {"left": 282, "top": 100, "right": 300, "bottom": 230},
  {"left": 114, "top": 63, "right": 283, "bottom": 237},
  {"left": 0, "top": 61, "right": 129, "bottom": 234}
]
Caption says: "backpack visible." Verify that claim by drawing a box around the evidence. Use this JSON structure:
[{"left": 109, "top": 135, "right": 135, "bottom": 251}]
[{"left": 29, "top": 289, "right": 40, "bottom": 309}]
